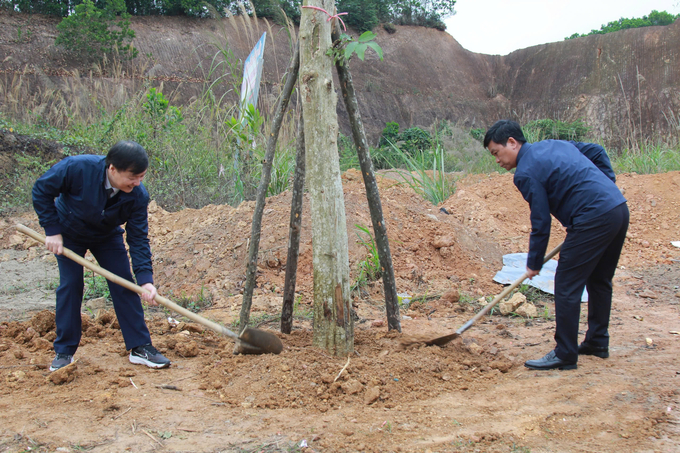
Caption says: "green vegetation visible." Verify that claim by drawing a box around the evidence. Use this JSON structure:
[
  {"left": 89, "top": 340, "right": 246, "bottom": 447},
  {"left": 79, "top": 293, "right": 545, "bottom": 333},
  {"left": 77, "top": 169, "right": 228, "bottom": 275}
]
[
  {"left": 351, "top": 224, "right": 382, "bottom": 294},
  {"left": 175, "top": 286, "right": 213, "bottom": 313},
  {"left": 83, "top": 271, "right": 111, "bottom": 301},
  {"left": 610, "top": 142, "right": 680, "bottom": 174},
  {"left": 55, "top": 0, "right": 137, "bottom": 61},
  {"left": 566, "top": 10, "right": 680, "bottom": 39},
  {"left": 522, "top": 119, "right": 588, "bottom": 142},
  {"left": 4, "top": 0, "right": 455, "bottom": 32}
]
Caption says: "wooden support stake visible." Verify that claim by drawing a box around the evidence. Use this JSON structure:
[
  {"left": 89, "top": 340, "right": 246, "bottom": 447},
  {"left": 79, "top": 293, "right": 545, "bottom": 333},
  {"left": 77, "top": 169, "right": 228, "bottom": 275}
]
[
  {"left": 281, "top": 112, "right": 305, "bottom": 334},
  {"left": 332, "top": 27, "right": 401, "bottom": 332},
  {"left": 240, "top": 43, "right": 300, "bottom": 330}
]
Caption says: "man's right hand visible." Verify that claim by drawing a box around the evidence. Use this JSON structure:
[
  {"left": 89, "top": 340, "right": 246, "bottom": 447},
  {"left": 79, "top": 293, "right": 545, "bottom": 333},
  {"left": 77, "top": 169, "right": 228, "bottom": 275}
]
[
  {"left": 45, "top": 234, "right": 64, "bottom": 255},
  {"left": 526, "top": 267, "right": 540, "bottom": 280}
]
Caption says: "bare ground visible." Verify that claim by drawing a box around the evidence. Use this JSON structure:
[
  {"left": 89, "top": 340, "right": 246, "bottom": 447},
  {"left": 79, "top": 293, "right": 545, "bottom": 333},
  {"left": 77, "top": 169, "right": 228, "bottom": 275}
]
[{"left": 1, "top": 167, "right": 679, "bottom": 452}]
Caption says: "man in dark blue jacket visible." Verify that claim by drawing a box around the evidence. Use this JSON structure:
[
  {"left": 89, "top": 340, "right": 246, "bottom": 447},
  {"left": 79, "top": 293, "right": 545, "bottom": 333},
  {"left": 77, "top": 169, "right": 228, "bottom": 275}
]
[
  {"left": 484, "top": 120, "right": 628, "bottom": 370},
  {"left": 33, "top": 141, "right": 170, "bottom": 371}
]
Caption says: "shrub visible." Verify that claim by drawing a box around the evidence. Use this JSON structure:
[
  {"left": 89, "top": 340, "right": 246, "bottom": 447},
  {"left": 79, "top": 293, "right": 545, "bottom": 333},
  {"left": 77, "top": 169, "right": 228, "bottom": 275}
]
[
  {"left": 379, "top": 122, "right": 400, "bottom": 148},
  {"left": 469, "top": 128, "right": 485, "bottom": 142},
  {"left": 383, "top": 22, "right": 397, "bottom": 34},
  {"left": 55, "top": 0, "right": 138, "bottom": 61},
  {"left": 399, "top": 126, "right": 432, "bottom": 156},
  {"left": 523, "top": 119, "right": 589, "bottom": 142}
]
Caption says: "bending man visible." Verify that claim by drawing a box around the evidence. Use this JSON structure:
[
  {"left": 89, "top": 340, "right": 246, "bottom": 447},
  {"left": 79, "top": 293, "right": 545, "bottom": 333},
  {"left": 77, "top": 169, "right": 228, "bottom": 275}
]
[
  {"left": 33, "top": 141, "right": 170, "bottom": 371},
  {"left": 484, "top": 120, "right": 628, "bottom": 370}
]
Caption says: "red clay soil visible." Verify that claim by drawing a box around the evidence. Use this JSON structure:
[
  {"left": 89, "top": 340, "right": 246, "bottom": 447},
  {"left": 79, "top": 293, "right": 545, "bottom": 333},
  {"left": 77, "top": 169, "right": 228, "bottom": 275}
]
[{"left": 1, "top": 170, "right": 679, "bottom": 452}]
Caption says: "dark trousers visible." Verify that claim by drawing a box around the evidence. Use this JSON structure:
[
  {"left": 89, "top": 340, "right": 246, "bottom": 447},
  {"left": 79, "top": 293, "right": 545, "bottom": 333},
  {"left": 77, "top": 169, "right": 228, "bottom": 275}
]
[
  {"left": 54, "top": 234, "right": 151, "bottom": 355},
  {"left": 553, "top": 202, "right": 629, "bottom": 363}
]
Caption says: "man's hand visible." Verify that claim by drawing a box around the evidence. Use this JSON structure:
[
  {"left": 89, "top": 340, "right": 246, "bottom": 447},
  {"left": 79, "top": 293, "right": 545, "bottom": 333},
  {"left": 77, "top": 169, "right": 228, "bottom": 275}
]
[
  {"left": 526, "top": 267, "right": 540, "bottom": 279},
  {"left": 45, "top": 234, "right": 64, "bottom": 255},
  {"left": 140, "top": 283, "right": 158, "bottom": 306}
]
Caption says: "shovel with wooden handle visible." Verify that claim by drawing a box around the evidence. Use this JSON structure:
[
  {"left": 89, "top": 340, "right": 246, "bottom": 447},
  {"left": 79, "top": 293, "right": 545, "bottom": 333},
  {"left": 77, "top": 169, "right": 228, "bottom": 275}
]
[
  {"left": 422, "top": 241, "right": 564, "bottom": 346},
  {"left": 16, "top": 224, "right": 283, "bottom": 355}
]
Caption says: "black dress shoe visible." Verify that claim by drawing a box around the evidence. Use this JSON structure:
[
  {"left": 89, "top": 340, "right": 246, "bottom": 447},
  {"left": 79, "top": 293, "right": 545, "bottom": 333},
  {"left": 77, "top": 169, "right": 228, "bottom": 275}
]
[
  {"left": 524, "top": 350, "right": 577, "bottom": 370},
  {"left": 578, "top": 342, "right": 609, "bottom": 358}
]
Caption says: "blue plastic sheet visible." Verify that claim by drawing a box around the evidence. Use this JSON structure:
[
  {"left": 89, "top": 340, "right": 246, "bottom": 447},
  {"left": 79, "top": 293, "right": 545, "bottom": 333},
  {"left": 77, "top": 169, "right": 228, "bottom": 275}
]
[{"left": 492, "top": 253, "right": 588, "bottom": 302}]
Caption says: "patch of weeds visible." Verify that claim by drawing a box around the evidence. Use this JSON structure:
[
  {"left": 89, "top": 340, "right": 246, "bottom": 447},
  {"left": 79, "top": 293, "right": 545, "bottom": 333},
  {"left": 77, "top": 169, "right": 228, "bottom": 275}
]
[
  {"left": 41, "top": 277, "right": 59, "bottom": 291},
  {"left": 293, "top": 295, "right": 313, "bottom": 320},
  {"left": 351, "top": 224, "right": 381, "bottom": 295},
  {"left": 83, "top": 271, "right": 110, "bottom": 301},
  {"left": 230, "top": 441, "right": 303, "bottom": 453},
  {"left": 231, "top": 311, "right": 280, "bottom": 330},
  {"left": 175, "top": 285, "right": 213, "bottom": 313},
  {"left": 157, "top": 431, "right": 172, "bottom": 440},
  {"left": 0, "top": 283, "right": 31, "bottom": 296},
  {"left": 511, "top": 444, "right": 532, "bottom": 453},
  {"left": 539, "top": 304, "right": 554, "bottom": 321},
  {"left": 457, "top": 292, "right": 477, "bottom": 305},
  {"left": 516, "top": 283, "right": 555, "bottom": 305}
]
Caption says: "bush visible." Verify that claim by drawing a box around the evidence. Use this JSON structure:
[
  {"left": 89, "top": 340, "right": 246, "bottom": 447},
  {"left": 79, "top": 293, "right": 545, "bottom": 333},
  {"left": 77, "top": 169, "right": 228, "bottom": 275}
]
[
  {"left": 399, "top": 126, "right": 432, "bottom": 156},
  {"left": 379, "top": 122, "right": 400, "bottom": 148},
  {"left": 523, "top": 119, "right": 589, "bottom": 142},
  {"left": 469, "top": 128, "right": 485, "bottom": 142},
  {"left": 55, "top": 0, "right": 137, "bottom": 61},
  {"left": 383, "top": 23, "right": 397, "bottom": 34}
]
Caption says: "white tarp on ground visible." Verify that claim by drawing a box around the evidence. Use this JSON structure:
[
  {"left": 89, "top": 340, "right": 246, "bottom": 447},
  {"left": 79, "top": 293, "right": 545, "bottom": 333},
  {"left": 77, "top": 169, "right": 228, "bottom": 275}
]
[{"left": 493, "top": 253, "right": 589, "bottom": 302}]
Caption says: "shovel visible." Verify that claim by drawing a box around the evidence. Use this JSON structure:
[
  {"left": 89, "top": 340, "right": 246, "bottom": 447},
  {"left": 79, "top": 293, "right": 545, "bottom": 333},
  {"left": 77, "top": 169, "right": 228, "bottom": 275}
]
[
  {"left": 16, "top": 224, "right": 283, "bottom": 355},
  {"left": 421, "top": 241, "right": 564, "bottom": 347}
]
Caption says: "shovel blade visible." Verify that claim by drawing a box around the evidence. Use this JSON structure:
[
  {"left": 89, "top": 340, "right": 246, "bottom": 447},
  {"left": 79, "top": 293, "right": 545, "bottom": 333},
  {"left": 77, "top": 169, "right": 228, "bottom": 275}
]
[
  {"left": 239, "top": 328, "right": 283, "bottom": 354},
  {"left": 423, "top": 333, "right": 459, "bottom": 346}
]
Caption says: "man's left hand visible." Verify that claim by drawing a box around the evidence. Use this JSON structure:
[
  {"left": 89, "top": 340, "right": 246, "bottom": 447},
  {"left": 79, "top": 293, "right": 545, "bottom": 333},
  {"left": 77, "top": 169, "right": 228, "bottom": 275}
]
[{"left": 140, "top": 283, "right": 158, "bottom": 306}]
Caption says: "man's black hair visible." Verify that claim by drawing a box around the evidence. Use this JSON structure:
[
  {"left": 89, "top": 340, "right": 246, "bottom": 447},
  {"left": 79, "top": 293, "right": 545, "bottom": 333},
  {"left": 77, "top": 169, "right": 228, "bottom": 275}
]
[
  {"left": 483, "top": 120, "right": 527, "bottom": 149},
  {"left": 106, "top": 141, "right": 149, "bottom": 175}
]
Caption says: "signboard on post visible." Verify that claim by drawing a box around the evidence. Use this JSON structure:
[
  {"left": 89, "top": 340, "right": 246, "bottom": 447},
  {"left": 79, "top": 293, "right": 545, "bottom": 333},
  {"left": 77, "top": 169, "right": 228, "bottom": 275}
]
[{"left": 240, "top": 32, "right": 267, "bottom": 119}]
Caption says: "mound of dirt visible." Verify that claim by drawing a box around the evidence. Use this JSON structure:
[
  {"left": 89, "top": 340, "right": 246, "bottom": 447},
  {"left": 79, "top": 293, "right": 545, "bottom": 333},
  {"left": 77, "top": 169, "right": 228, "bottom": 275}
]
[{"left": 1, "top": 168, "right": 679, "bottom": 452}]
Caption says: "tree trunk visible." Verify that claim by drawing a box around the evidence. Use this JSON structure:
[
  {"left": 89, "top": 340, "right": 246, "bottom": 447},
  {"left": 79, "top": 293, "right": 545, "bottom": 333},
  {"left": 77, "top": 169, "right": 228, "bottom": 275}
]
[
  {"left": 332, "top": 26, "right": 401, "bottom": 332},
  {"left": 239, "top": 44, "right": 300, "bottom": 330},
  {"left": 281, "top": 112, "right": 305, "bottom": 334},
  {"left": 300, "top": 0, "right": 353, "bottom": 356}
]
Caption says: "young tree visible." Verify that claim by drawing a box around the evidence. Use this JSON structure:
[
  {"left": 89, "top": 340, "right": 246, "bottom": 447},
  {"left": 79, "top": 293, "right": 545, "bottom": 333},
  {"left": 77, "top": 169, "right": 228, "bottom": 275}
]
[
  {"left": 55, "top": 0, "right": 138, "bottom": 60},
  {"left": 300, "top": 0, "right": 354, "bottom": 356}
]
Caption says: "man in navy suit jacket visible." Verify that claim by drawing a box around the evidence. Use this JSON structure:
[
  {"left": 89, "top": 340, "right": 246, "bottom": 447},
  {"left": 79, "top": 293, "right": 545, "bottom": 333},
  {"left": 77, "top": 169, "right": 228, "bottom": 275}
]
[
  {"left": 484, "top": 121, "right": 628, "bottom": 370},
  {"left": 33, "top": 140, "right": 170, "bottom": 371}
]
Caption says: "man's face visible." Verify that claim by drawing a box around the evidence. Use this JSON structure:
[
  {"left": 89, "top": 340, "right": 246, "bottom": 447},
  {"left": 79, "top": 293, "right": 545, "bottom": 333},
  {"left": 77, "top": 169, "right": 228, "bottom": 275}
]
[
  {"left": 487, "top": 137, "right": 521, "bottom": 171},
  {"left": 108, "top": 165, "right": 146, "bottom": 193}
]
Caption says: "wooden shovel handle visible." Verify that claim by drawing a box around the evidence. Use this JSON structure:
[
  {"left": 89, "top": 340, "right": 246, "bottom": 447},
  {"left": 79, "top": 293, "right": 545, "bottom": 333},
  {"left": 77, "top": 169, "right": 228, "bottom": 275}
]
[
  {"left": 15, "top": 224, "right": 240, "bottom": 341},
  {"left": 456, "top": 241, "right": 564, "bottom": 335}
]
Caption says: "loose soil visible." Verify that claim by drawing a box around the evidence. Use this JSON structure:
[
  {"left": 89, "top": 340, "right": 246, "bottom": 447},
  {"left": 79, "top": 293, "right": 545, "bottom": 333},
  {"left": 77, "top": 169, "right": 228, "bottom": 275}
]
[{"left": 1, "top": 140, "right": 679, "bottom": 451}]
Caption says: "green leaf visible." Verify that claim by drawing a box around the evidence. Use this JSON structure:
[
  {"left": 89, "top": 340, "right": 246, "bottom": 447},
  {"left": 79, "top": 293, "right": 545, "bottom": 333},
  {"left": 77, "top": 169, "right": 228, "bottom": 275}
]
[
  {"left": 355, "top": 43, "right": 367, "bottom": 61},
  {"left": 358, "top": 31, "right": 377, "bottom": 43},
  {"left": 366, "top": 42, "right": 383, "bottom": 60},
  {"left": 344, "top": 41, "right": 358, "bottom": 60}
]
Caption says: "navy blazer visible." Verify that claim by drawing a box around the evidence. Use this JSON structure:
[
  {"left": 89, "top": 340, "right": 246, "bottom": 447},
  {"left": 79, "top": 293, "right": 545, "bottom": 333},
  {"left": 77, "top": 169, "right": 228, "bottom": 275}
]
[
  {"left": 32, "top": 155, "right": 153, "bottom": 285},
  {"left": 514, "top": 140, "right": 626, "bottom": 271}
]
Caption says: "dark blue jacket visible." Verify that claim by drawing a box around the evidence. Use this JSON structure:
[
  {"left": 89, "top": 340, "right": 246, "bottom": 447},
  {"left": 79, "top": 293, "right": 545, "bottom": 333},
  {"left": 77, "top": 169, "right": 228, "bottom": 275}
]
[
  {"left": 32, "top": 155, "right": 153, "bottom": 285},
  {"left": 514, "top": 140, "right": 626, "bottom": 271}
]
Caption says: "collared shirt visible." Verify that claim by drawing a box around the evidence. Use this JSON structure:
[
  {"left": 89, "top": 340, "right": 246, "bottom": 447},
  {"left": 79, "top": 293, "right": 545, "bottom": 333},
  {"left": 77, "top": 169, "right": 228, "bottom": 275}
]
[
  {"left": 104, "top": 171, "right": 120, "bottom": 198},
  {"left": 514, "top": 140, "right": 626, "bottom": 270}
]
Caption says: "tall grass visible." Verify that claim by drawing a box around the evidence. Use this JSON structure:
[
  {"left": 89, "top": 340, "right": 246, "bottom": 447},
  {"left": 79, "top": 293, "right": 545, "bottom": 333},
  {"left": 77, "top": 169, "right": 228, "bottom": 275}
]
[
  {"left": 386, "top": 142, "right": 455, "bottom": 205},
  {"left": 610, "top": 142, "right": 680, "bottom": 174},
  {"left": 0, "top": 7, "right": 300, "bottom": 212}
]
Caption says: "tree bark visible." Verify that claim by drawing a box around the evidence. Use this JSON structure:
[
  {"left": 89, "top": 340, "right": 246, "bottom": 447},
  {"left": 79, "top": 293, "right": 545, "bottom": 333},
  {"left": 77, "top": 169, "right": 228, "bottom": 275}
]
[
  {"left": 239, "top": 43, "right": 300, "bottom": 330},
  {"left": 300, "top": 0, "right": 353, "bottom": 356},
  {"left": 332, "top": 27, "right": 402, "bottom": 332},
  {"left": 281, "top": 112, "right": 305, "bottom": 334}
]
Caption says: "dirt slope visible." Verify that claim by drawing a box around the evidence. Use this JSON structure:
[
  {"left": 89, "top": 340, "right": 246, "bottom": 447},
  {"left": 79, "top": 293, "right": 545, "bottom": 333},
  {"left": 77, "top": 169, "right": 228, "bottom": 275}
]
[
  {"left": 1, "top": 12, "right": 679, "bottom": 143},
  {"left": 1, "top": 168, "right": 679, "bottom": 452}
]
